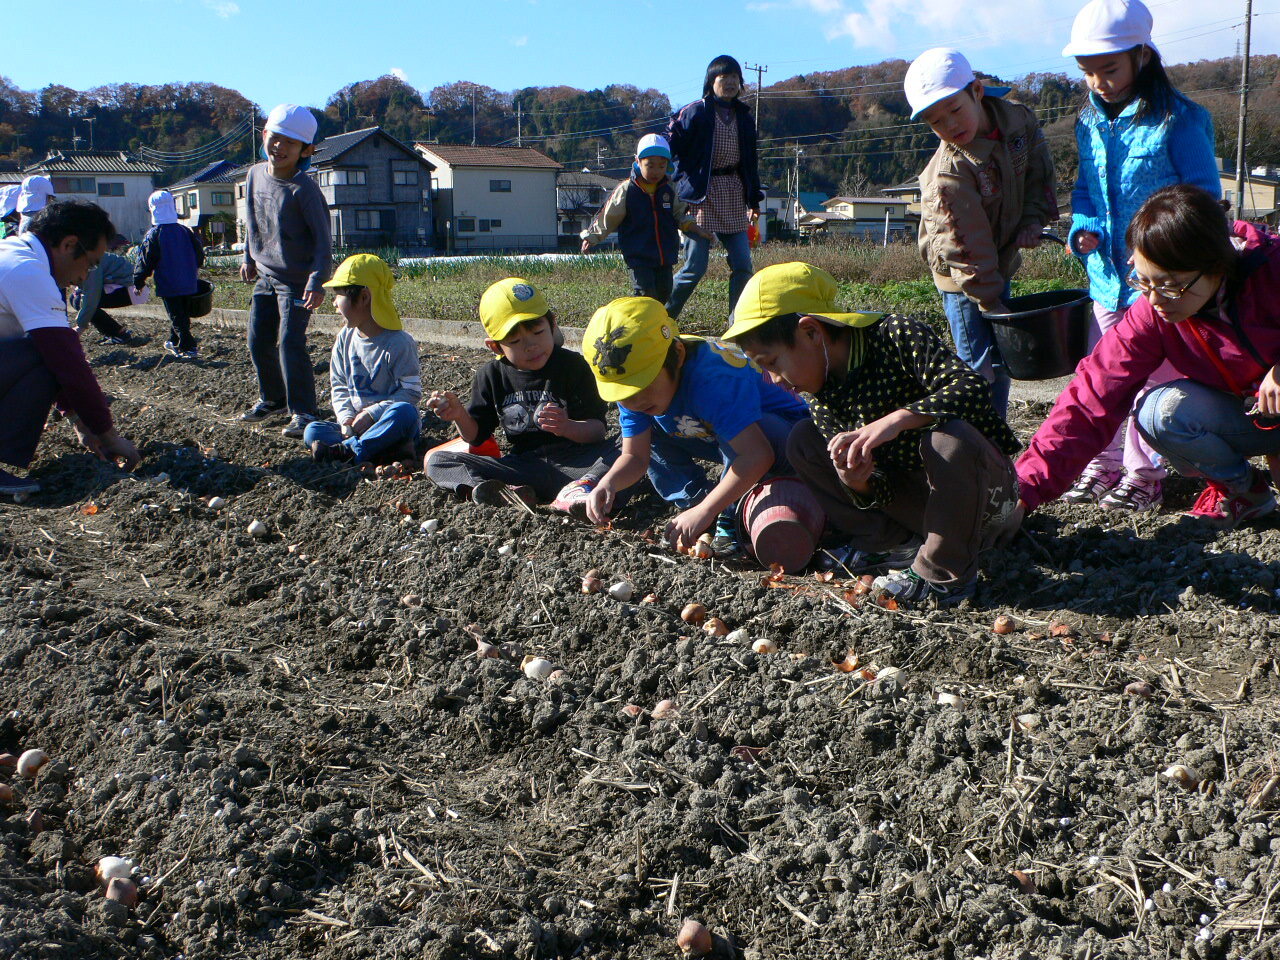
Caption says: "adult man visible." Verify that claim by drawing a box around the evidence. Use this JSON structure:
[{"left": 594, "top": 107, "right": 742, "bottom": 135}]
[{"left": 0, "top": 200, "right": 141, "bottom": 495}]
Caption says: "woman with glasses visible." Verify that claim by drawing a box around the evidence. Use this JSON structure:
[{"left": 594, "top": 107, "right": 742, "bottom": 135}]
[{"left": 1016, "top": 184, "right": 1280, "bottom": 530}]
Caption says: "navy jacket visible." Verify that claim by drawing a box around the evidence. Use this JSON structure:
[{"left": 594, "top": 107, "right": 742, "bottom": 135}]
[
  {"left": 618, "top": 179, "right": 682, "bottom": 268},
  {"left": 665, "top": 96, "right": 764, "bottom": 209},
  {"left": 134, "top": 223, "right": 203, "bottom": 298}
]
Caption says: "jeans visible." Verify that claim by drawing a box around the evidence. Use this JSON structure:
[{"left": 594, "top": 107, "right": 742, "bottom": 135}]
[
  {"left": 0, "top": 338, "right": 59, "bottom": 468},
  {"left": 162, "top": 296, "right": 196, "bottom": 352},
  {"left": 665, "top": 230, "right": 753, "bottom": 320},
  {"left": 248, "top": 275, "right": 317, "bottom": 416},
  {"left": 941, "top": 285, "right": 1011, "bottom": 418},
  {"left": 1135, "top": 379, "right": 1280, "bottom": 492},
  {"left": 647, "top": 412, "right": 799, "bottom": 508},
  {"left": 302, "top": 402, "right": 420, "bottom": 464},
  {"left": 627, "top": 263, "right": 674, "bottom": 304}
]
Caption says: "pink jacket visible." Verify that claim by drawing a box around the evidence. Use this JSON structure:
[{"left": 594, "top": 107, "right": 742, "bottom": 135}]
[{"left": 1017, "top": 221, "right": 1280, "bottom": 511}]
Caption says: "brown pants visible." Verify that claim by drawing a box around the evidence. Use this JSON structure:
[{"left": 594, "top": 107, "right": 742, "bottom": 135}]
[{"left": 788, "top": 418, "right": 1020, "bottom": 588}]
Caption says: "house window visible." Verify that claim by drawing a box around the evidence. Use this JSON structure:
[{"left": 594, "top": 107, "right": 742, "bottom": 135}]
[
  {"left": 561, "top": 220, "right": 579, "bottom": 235},
  {"left": 331, "top": 169, "right": 367, "bottom": 186},
  {"left": 456, "top": 217, "right": 476, "bottom": 232},
  {"left": 355, "top": 210, "right": 383, "bottom": 230},
  {"left": 236, "top": 184, "right": 245, "bottom": 199},
  {"left": 211, "top": 191, "right": 232, "bottom": 206},
  {"left": 489, "top": 179, "right": 511, "bottom": 192},
  {"left": 96, "top": 182, "right": 124, "bottom": 197},
  {"left": 393, "top": 169, "right": 418, "bottom": 186},
  {"left": 52, "top": 177, "right": 95, "bottom": 193},
  {"left": 188, "top": 192, "right": 199, "bottom": 211},
  {"left": 479, "top": 220, "right": 490, "bottom": 232},
  {"left": 489, "top": 219, "right": 501, "bottom": 228}
]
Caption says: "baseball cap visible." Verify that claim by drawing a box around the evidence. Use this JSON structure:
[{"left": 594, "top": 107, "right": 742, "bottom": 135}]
[
  {"left": 723, "top": 263, "right": 883, "bottom": 341},
  {"left": 905, "top": 48, "right": 1010, "bottom": 120},
  {"left": 323, "top": 254, "right": 402, "bottom": 330},
  {"left": 583, "top": 297, "right": 679, "bottom": 402},
  {"left": 1062, "top": 0, "right": 1156, "bottom": 58},
  {"left": 636, "top": 134, "right": 672, "bottom": 161},
  {"left": 264, "top": 104, "right": 318, "bottom": 145},
  {"left": 479, "top": 278, "right": 550, "bottom": 342}
]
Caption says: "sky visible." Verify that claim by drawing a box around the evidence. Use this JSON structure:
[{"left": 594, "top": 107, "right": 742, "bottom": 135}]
[{"left": 3, "top": 0, "right": 1275, "bottom": 112}]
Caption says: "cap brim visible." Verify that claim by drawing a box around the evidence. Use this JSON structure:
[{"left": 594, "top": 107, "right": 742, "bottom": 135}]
[
  {"left": 910, "top": 87, "right": 963, "bottom": 120},
  {"left": 486, "top": 309, "right": 547, "bottom": 342},
  {"left": 983, "top": 85, "right": 1011, "bottom": 100},
  {"left": 723, "top": 310, "right": 883, "bottom": 341},
  {"left": 595, "top": 376, "right": 649, "bottom": 403}
]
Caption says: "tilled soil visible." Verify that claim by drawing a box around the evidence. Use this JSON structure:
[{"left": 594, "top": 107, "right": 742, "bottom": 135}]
[{"left": 1, "top": 317, "right": 1279, "bottom": 960}]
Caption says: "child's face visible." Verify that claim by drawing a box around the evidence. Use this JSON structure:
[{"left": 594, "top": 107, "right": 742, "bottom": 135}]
[
  {"left": 637, "top": 157, "right": 668, "bottom": 182},
  {"left": 491, "top": 317, "right": 555, "bottom": 371},
  {"left": 739, "top": 319, "right": 830, "bottom": 394},
  {"left": 920, "top": 85, "right": 987, "bottom": 148},
  {"left": 619, "top": 367, "right": 679, "bottom": 419},
  {"left": 263, "top": 131, "right": 312, "bottom": 172},
  {"left": 333, "top": 287, "right": 369, "bottom": 327},
  {"left": 1076, "top": 52, "right": 1141, "bottom": 106}
]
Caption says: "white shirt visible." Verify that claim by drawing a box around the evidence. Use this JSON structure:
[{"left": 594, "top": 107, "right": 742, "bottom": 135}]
[{"left": 0, "top": 234, "right": 69, "bottom": 341}]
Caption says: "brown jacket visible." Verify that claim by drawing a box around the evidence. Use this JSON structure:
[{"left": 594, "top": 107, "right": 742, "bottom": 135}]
[{"left": 917, "top": 97, "right": 1057, "bottom": 313}]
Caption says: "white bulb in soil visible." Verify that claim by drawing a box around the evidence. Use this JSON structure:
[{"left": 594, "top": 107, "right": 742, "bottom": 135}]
[
  {"left": 207, "top": 497, "right": 227, "bottom": 510},
  {"left": 420, "top": 519, "right": 439, "bottom": 534},
  {"left": 247, "top": 520, "right": 268, "bottom": 538},
  {"left": 96, "top": 856, "right": 135, "bottom": 882},
  {"left": 936, "top": 692, "right": 963, "bottom": 708},
  {"left": 15, "top": 749, "right": 48, "bottom": 778},
  {"left": 751, "top": 638, "right": 778, "bottom": 654},
  {"left": 498, "top": 543, "right": 516, "bottom": 558},
  {"left": 726, "top": 628, "right": 749, "bottom": 644},
  {"left": 607, "top": 580, "right": 634, "bottom": 602},
  {"left": 522, "top": 657, "right": 554, "bottom": 681}
]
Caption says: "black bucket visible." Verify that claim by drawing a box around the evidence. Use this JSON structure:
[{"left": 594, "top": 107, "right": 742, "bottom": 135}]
[
  {"left": 983, "top": 289, "right": 1091, "bottom": 381},
  {"left": 184, "top": 279, "right": 214, "bottom": 318}
]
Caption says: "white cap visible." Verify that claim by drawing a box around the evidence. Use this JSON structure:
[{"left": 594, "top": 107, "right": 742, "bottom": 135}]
[
  {"left": 16, "top": 175, "right": 55, "bottom": 215},
  {"left": 905, "top": 48, "right": 1009, "bottom": 120},
  {"left": 636, "top": 133, "right": 672, "bottom": 160},
  {"left": 149, "top": 190, "right": 179, "bottom": 226},
  {"left": 1062, "top": 0, "right": 1155, "bottom": 58},
  {"left": 0, "top": 184, "right": 18, "bottom": 217},
  {"left": 264, "top": 104, "right": 318, "bottom": 145}
]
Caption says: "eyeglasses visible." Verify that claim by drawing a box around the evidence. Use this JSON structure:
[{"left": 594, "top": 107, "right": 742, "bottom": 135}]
[{"left": 1125, "top": 269, "right": 1203, "bottom": 301}]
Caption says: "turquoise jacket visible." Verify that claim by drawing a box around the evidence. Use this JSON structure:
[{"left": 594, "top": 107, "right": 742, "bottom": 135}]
[{"left": 1069, "top": 92, "right": 1219, "bottom": 312}]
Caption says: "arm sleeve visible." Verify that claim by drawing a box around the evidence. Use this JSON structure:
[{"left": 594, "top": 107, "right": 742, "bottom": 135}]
[
  {"left": 329, "top": 336, "right": 357, "bottom": 424},
  {"left": 673, "top": 193, "right": 698, "bottom": 232},
  {"left": 1171, "top": 105, "right": 1222, "bottom": 199},
  {"left": 922, "top": 170, "right": 1007, "bottom": 313},
  {"left": 132, "top": 230, "right": 159, "bottom": 287},
  {"left": 191, "top": 228, "right": 205, "bottom": 268},
  {"left": 581, "top": 183, "right": 628, "bottom": 244},
  {"left": 880, "top": 316, "right": 1006, "bottom": 423},
  {"left": 28, "top": 326, "right": 113, "bottom": 435},
  {"left": 301, "top": 183, "right": 332, "bottom": 292},
  {"left": 465, "top": 366, "right": 500, "bottom": 445},
  {"left": 242, "top": 170, "right": 256, "bottom": 269},
  {"left": 1017, "top": 122, "right": 1058, "bottom": 231},
  {"left": 1068, "top": 121, "right": 1109, "bottom": 253},
  {"left": 618, "top": 404, "right": 653, "bottom": 439}
]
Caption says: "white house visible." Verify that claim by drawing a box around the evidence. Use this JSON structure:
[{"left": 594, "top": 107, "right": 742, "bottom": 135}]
[
  {"left": 557, "top": 169, "right": 620, "bottom": 244},
  {"left": 166, "top": 160, "right": 244, "bottom": 246},
  {"left": 414, "top": 144, "right": 561, "bottom": 253},
  {"left": 800, "top": 195, "right": 912, "bottom": 241},
  {"left": 23, "top": 151, "right": 164, "bottom": 240}
]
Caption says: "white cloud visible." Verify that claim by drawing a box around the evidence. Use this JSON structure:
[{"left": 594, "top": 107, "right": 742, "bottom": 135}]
[
  {"left": 511, "top": 35, "right": 529, "bottom": 47},
  {"left": 391, "top": 67, "right": 408, "bottom": 82},
  {"left": 202, "top": 0, "right": 240, "bottom": 17}
]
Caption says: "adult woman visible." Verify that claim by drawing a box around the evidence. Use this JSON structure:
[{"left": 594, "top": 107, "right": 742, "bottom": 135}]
[
  {"left": 1017, "top": 184, "right": 1280, "bottom": 529},
  {"left": 664, "top": 54, "right": 763, "bottom": 319}
]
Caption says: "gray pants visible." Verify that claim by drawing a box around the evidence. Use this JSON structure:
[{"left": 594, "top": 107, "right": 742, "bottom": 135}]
[
  {"left": 427, "top": 440, "right": 619, "bottom": 502},
  {"left": 788, "top": 418, "right": 1020, "bottom": 587}
]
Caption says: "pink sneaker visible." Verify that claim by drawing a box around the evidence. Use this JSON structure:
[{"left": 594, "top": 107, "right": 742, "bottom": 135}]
[
  {"left": 1099, "top": 476, "right": 1163, "bottom": 513},
  {"left": 551, "top": 477, "right": 595, "bottom": 520},
  {"left": 1187, "top": 470, "right": 1277, "bottom": 529}
]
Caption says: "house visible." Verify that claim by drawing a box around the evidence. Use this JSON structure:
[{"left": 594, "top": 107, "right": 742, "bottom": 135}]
[
  {"left": 800, "top": 196, "right": 912, "bottom": 241},
  {"left": 881, "top": 180, "right": 922, "bottom": 218},
  {"left": 1220, "top": 162, "right": 1280, "bottom": 226},
  {"left": 23, "top": 151, "right": 163, "bottom": 239},
  {"left": 166, "top": 160, "right": 244, "bottom": 246},
  {"left": 557, "top": 169, "right": 620, "bottom": 245},
  {"left": 0, "top": 161, "right": 23, "bottom": 189},
  {"left": 414, "top": 144, "right": 561, "bottom": 253}
]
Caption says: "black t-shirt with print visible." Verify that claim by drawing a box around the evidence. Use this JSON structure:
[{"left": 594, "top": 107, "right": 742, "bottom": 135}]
[{"left": 467, "top": 346, "right": 608, "bottom": 454}]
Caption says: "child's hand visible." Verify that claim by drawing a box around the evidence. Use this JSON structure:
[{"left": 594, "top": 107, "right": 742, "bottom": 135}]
[
  {"left": 1016, "top": 224, "right": 1044, "bottom": 249},
  {"left": 665, "top": 505, "right": 714, "bottom": 553},
  {"left": 350, "top": 411, "right": 375, "bottom": 436},
  {"left": 239, "top": 262, "right": 257, "bottom": 282},
  {"left": 301, "top": 289, "right": 324, "bottom": 311},
  {"left": 580, "top": 239, "right": 591, "bottom": 254},
  {"left": 535, "top": 402, "right": 568, "bottom": 435},
  {"left": 340, "top": 418, "right": 356, "bottom": 438},
  {"left": 427, "top": 390, "right": 464, "bottom": 422},
  {"left": 1073, "top": 231, "right": 1101, "bottom": 255},
  {"left": 585, "top": 480, "right": 616, "bottom": 525},
  {"left": 829, "top": 417, "right": 901, "bottom": 468},
  {"left": 834, "top": 454, "right": 875, "bottom": 492}
]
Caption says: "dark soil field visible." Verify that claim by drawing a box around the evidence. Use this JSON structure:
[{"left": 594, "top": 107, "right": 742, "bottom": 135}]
[{"left": 2, "top": 316, "right": 1279, "bottom": 960}]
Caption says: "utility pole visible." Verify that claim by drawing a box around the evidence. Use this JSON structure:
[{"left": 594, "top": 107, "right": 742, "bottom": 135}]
[
  {"left": 792, "top": 146, "right": 804, "bottom": 233},
  {"left": 71, "top": 133, "right": 83, "bottom": 151},
  {"left": 471, "top": 88, "right": 477, "bottom": 146},
  {"left": 745, "top": 62, "right": 768, "bottom": 130},
  {"left": 516, "top": 103, "right": 523, "bottom": 148},
  {"left": 596, "top": 144, "right": 605, "bottom": 170},
  {"left": 85, "top": 117, "right": 96, "bottom": 151},
  {"left": 1235, "top": 0, "right": 1254, "bottom": 216}
]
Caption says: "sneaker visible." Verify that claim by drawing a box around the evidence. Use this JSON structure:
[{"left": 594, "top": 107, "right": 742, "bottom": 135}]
[
  {"left": 551, "top": 476, "right": 595, "bottom": 520},
  {"left": 1187, "top": 470, "right": 1277, "bottom": 529},
  {"left": 472, "top": 480, "right": 537, "bottom": 510},
  {"left": 871, "top": 568, "right": 976, "bottom": 608},
  {"left": 281, "top": 414, "right": 316, "bottom": 439},
  {"left": 99, "top": 329, "right": 134, "bottom": 346},
  {"left": 1061, "top": 467, "right": 1122, "bottom": 505},
  {"left": 164, "top": 340, "right": 181, "bottom": 358},
  {"left": 310, "top": 440, "right": 353, "bottom": 463},
  {"left": 241, "top": 401, "right": 286, "bottom": 423},
  {"left": 709, "top": 515, "right": 743, "bottom": 560},
  {"left": 819, "top": 537, "right": 922, "bottom": 575},
  {"left": 1099, "top": 475, "right": 1163, "bottom": 513},
  {"left": 0, "top": 468, "right": 40, "bottom": 497}
]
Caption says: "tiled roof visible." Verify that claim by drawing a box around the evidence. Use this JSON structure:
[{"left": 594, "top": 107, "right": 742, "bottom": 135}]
[
  {"left": 557, "top": 170, "right": 619, "bottom": 189},
  {"left": 882, "top": 179, "right": 921, "bottom": 193},
  {"left": 0, "top": 172, "right": 23, "bottom": 184},
  {"left": 415, "top": 144, "right": 561, "bottom": 170},
  {"left": 311, "top": 126, "right": 434, "bottom": 169},
  {"left": 167, "top": 160, "right": 243, "bottom": 189},
  {"left": 26, "top": 151, "right": 164, "bottom": 175},
  {"left": 824, "top": 195, "right": 905, "bottom": 205}
]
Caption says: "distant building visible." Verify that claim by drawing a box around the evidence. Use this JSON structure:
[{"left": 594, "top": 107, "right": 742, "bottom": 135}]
[
  {"left": 881, "top": 180, "right": 922, "bottom": 218},
  {"left": 414, "top": 144, "right": 561, "bottom": 253},
  {"left": 557, "top": 169, "right": 620, "bottom": 244},
  {"left": 800, "top": 195, "right": 912, "bottom": 241},
  {"left": 167, "top": 160, "right": 244, "bottom": 246},
  {"left": 23, "top": 151, "right": 164, "bottom": 239},
  {"left": 1219, "top": 160, "right": 1280, "bottom": 226}
]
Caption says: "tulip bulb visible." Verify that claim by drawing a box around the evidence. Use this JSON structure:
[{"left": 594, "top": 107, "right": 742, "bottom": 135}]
[
  {"left": 207, "top": 496, "right": 227, "bottom": 510},
  {"left": 621, "top": 704, "right": 644, "bottom": 718},
  {"left": 105, "top": 877, "right": 139, "bottom": 908},
  {"left": 676, "top": 918, "right": 713, "bottom": 957},
  {"left": 992, "top": 615, "right": 1015, "bottom": 635},
  {"left": 1125, "top": 680, "right": 1155, "bottom": 699},
  {"left": 703, "top": 617, "right": 729, "bottom": 637},
  {"left": 607, "top": 580, "right": 634, "bottom": 602},
  {"left": 0, "top": 783, "right": 12, "bottom": 803},
  {"left": 581, "top": 570, "right": 603, "bottom": 594},
  {"left": 751, "top": 638, "right": 778, "bottom": 654},
  {"left": 522, "top": 656, "right": 554, "bottom": 681},
  {"left": 247, "top": 520, "right": 268, "bottom": 538},
  {"left": 652, "top": 699, "right": 679, "bottom": 720},
  {"left": 15, "top": 749, "right": 47, "bottom": 779},
  {"left": 680, "top": 603, "right": 707, "bottom": 626},
  {"left": 1163, "top": 764, "right": 1200, "bottom": 789},
  {"left": 936, "top": 692, "right": 963, "bottom": 708},
  {"left": 726, "top": 628, "right": 749, "bottom": 644},
  {"left": 97, "top": 856, "right": 135, "bottom": 883},
  {"left": 475, "top": 641, "right": 502, "bottom": 660}
]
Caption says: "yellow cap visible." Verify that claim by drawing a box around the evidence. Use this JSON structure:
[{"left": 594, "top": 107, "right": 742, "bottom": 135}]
[
  {"left": 723, "top": 262, "right": 883, "bottom": 341},
  {"left": 479, "top": 278, "right": 550, "bottom": 342},
  {"left": 583, "top": 297, "right": 679, "bottom": 402},
  {"left": 323, "top": 254, "right": 402, "bottom": 330}
]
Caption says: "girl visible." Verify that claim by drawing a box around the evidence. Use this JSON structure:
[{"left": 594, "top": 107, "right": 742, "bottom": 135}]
[
  {"left": 1061, "top": 0, "right": 1220, "bottom": 513},
  {"left": 1017, "top": 184, "right": 1280, "bottom": 531}
]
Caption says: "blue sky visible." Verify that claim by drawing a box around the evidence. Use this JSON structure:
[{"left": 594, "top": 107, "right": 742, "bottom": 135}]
[{"left": 5, "top": 0, "right": 1273, "bottom": 111}]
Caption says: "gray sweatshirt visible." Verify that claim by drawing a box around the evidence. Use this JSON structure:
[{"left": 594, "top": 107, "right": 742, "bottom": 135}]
[
  {"left": 329, "top": 326, "right": 422, "bottom": 424},
  {"left": 243, "top": 163, "right": 332, "bottom": 291}
]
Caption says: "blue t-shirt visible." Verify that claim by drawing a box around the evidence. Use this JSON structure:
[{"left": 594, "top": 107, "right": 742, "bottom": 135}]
[{"left": 619, "top": 337, "right": 809, "bottom": 442}]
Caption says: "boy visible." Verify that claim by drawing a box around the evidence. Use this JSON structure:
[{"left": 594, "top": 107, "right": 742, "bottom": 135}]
[
  {"left": 724, "top": 262, "right": 1023, "bottom": 607},
  {"left": 583, "top": 295, "right": 807, "bottom": 557},
  {"left": 907, "top": 47, "right": 1057, "bottom": 418},
  {"left": 425, "top": 278, "right": 616, "bottom": 513},
  {"left": 133, "top": 190, "right": 203, "bottom": 358},
  {"left": 302, "top": 254, "right": 421, "bottom": 467},
  {"left": 74, "top": 235, "right": 143, "bottom": 345},
  {"left": 240, "top": 103, "right": 332, "bottom": 438},
  {"left": 580, "top": 134, "right": 711, "bottom": 304}
]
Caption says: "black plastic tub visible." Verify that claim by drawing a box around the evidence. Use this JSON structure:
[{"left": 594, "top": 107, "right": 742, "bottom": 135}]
[
  {"left": 184, "top": 279, "right": 214, "bottom": 318},
  {"left": 983, "top": 288, "right": 1092, "bottom": 380}
]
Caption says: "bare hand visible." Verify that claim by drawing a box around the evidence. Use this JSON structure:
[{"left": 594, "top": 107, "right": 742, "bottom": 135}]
[
  {"left": 239, "top": 262, "right": 257, "bottom": 282},
  {"left": 350, "top": 411, "right": 375, "bottom": 436},
  {"left": 301, "top": 289, "right": 324, "bottom": 311},
  {"left": 1256, "top": 365, "right": 1280, "bottom": 417},
  {"left": 580, "top": 239, "right": 591, "bottom": 254},
  {"left": 72, "top": 421, "right": 106, "bottom": 460},
  {"left": 1073, "top": 231, "right": 1101, "bottom": 255},
  {"left": 99, "top": 430, "right": 141, "bottom": 471},
  {"left": 535, "top": 402, "right": 569, "bottom": 436},
  {"left": 340, "top": 418, "right": 356, "bottom": 438},
  {"left": 665, "top": 505, "right": 715, "bottom": 553},
  {"left": 585, "top": 481, "right": 616, "bottom": 525},
  {"left": 695, "top": 226, "right": 715, "bottom": 241},
  {"left": 748, "top": 208, "right": 760, "bottom": 225},
  {"left": 427, "top": 390, "right": 465, "bottom": 423},
  {"left": 834, "top": 454, "right": 875, "bottom": 492},
  {"left": 1016, "top": 224, "right": 1044, "bottom": 249},
  {"left": 828, "top": 416, "right": 904, "bottom": 469}
]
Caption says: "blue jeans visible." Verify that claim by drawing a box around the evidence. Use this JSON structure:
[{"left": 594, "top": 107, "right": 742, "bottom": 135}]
[
  {"left": 627, "top": 263, "right": 674, "bottom": 304},
  {"left": 941, "top": 286, "right": 1011, "bottom": 418},
  {"left": 647, "top": 413, "right": 800, "bottom": 508},
  {"left": 1135, "top": 380, "right": 1280, "bottom": 492},
  {"left": 665, "top": 230, "right": 753, "bottom": 320},
  {"left": 302, "top": 402, "right": 420, "bottom": 464},
  {"left": 248, "top": 275, "right": 317, "bottom": 417}
]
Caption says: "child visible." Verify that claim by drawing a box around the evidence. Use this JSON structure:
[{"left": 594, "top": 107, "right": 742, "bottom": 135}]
[
  {"left": 0, "top": 186, "right": 18, "bottom": 239},
  {"left": 133, "top": 190, "right": 204, "bottom": 359},
  {"left": 583, "top": 295, "right": 808, "bottom": 557},
  {"left": 240, "top": 103, "right": 332, "bottom": 439},
  {"left": 724, "top": 262, "right": 1022, "bottom": 607},
  {"left": 74, "top": 236, "right": 143, "bottom": 345},
  {"left": 907, "top": 47, "right": 1058, "bottom": 418},
  {"left": 15, "top": 176, "right": 55, "bottom": 234},
  {"left": 580, "top": 134, "right": 711, "bottom": 304},
  {"left": 425, "top": 278, "right": 617, "bottom": 512},
  {"left": 1059, "top": 0, "right": 1220, "bottom": 513},
  {"left": 301, "top": 254, "right": 421, "bottom": 467}
]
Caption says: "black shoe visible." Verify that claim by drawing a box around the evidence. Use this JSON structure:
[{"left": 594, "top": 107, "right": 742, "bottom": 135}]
[
  {"left": 311, "top": 440, "right": 353, "bottom": 463},
  {"left": 99, "top": 329, "right": 135, "bottom": 346},
  {"left": 241, "top": 401, "right": 287, "bottom": 423},
  {"left": 0, "top": 468, "right": 40, "bottom": 497}
]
